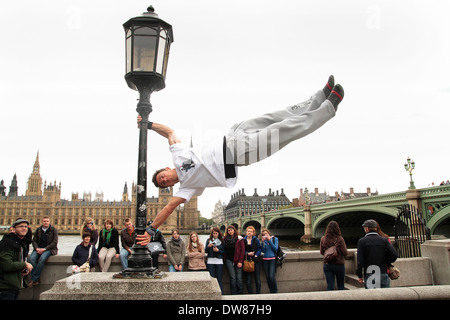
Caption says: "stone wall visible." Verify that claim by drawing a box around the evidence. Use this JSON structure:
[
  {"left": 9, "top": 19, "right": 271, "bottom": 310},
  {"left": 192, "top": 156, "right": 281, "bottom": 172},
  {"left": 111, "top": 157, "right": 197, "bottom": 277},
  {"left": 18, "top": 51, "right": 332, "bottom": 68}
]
[{"left": 18, "top": 245, "right": 443, "bottom": 300}]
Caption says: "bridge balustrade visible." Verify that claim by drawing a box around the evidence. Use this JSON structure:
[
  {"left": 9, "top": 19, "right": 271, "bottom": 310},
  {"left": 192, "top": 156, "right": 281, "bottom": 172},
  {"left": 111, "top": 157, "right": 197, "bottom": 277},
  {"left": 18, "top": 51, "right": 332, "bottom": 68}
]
[{"left": 395, "top": 204, "right": 431, "bottom": 258}]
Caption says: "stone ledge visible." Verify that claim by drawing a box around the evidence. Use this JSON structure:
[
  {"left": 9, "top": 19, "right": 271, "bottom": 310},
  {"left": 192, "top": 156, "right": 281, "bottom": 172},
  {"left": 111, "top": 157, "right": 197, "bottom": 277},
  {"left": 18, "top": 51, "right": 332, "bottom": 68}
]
[
  {"left": 40, "top": 271, "right": 222, "bottom": 300},
  {"left": 222, "top": 285, "right": 450, "bottom": 300}
]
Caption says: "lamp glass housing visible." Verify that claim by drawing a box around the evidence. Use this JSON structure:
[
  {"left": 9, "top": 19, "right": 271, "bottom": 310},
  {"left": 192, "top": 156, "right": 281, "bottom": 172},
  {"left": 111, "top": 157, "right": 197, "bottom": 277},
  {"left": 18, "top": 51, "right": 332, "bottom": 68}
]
[
  {"left": 123, "top": 8, "right": 173, "bottom": 92},
  {"left": 125, "top": 26, "right": 171, "bottom": 77}
]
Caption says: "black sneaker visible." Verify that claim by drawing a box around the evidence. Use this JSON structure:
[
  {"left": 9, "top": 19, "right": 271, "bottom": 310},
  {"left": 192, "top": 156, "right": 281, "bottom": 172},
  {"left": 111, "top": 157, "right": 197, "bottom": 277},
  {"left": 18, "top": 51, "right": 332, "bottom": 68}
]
[
  {"left": 323, "top": 75, "right": 334, "bottom": 97},
  {"left": 327, "top": 84, "right": 344, "bottom": 111}
]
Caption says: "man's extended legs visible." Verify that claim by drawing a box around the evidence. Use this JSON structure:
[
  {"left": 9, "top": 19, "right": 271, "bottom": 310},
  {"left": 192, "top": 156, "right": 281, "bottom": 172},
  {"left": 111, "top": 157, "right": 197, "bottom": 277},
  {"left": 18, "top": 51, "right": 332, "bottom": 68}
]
[{"left": 225, "top": 75, "right": 344, "bottom": 166}]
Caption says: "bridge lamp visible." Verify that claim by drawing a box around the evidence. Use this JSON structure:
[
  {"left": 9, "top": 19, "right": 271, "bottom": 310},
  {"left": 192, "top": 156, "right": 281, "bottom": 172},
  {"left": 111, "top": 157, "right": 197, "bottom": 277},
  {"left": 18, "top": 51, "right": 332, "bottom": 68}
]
[
  {"left": 121, "top": 5, "right": 174, "bottom": 276},
  {"left": 404, "top": 157, "right": 416, "bottom": 190}
]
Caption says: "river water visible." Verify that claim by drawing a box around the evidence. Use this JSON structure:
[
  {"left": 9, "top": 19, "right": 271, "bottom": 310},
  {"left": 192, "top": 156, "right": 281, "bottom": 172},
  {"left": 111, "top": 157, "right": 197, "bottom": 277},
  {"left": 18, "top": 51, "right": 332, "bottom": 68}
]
[{"left": 54, "top": 234, "right": 321, "bottom": 255}]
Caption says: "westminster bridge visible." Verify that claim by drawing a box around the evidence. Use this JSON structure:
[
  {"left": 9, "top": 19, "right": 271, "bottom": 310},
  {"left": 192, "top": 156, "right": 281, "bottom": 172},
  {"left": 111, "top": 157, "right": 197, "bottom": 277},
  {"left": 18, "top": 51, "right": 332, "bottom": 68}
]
[{"left": 218, "top": 185, "right": 450, "bottom": 241}]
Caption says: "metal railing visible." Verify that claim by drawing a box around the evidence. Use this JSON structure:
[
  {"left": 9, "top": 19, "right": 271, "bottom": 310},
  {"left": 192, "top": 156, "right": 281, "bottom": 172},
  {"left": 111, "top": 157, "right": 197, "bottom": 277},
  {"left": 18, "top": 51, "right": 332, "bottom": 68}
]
[{"left": 394, "top": 204, "right": 431, "bottom": 258}]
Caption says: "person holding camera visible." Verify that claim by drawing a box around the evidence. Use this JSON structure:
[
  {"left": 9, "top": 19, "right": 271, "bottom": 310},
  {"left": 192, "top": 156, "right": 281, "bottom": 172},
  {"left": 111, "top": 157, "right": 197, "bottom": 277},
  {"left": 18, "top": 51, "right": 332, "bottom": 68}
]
[
  {"left": 260, "top": 228, "right": 279, "bottom": 293},
  {"left": 0, "top": 219, "right": 34, "bottom": 300},
  {"left": 205, "top": 227, "right": 224, "bottom": 294}
]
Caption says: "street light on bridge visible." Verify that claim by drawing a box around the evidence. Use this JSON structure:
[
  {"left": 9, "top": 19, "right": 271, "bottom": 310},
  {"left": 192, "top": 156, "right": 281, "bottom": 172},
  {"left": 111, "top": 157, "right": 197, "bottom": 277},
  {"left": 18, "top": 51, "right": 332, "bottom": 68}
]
[
  {"left": 404, "top": 157, "right": 416, "bottom": 190},
  {"left": 120, "top": 5, "right": 174, "bottom": 277}
]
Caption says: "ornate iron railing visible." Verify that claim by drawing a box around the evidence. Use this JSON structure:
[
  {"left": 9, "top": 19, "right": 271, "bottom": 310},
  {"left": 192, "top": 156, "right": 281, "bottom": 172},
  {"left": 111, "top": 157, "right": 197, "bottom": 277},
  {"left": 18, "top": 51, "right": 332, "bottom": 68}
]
[{"left": 394, "top": 204, "right": 431, "bottom": 258}]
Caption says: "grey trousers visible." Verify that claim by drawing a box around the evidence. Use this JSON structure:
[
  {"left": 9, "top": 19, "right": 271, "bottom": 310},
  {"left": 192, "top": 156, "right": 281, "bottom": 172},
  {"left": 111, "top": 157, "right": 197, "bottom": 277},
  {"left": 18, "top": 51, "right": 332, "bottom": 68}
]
[{"left": 225, "top": 89, "right": 336, "bottom": 166}]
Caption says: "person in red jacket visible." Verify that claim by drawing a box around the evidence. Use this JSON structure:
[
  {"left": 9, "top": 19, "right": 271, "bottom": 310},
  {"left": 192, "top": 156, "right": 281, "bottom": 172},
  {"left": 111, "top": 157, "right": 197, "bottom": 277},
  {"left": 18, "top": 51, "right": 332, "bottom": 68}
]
[{"left": 223, "top": 225, "right": 245, "bottom": 294}]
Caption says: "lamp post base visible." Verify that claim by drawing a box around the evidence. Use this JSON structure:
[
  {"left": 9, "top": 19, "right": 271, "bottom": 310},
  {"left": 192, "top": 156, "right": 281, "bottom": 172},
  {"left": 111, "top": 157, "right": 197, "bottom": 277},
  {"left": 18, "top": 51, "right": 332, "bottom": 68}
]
[
  {"left": 113, "top": 241, "right": 166, "bottom": 279},
  {"left": 113, "top": 268, "right": 165, "bottom": 279}
]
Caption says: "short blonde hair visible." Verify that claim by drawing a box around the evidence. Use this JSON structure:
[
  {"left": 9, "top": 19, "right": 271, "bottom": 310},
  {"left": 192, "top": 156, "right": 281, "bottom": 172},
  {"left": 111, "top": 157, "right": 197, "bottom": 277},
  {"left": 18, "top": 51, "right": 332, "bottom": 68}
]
[{"left": 246, "top": 226, "right": 256, "bottom": 235}]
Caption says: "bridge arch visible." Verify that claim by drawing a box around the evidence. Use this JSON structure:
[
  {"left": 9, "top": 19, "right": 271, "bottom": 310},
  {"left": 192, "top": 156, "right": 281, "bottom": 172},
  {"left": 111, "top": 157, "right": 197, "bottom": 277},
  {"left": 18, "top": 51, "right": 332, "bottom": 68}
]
[
  {"left": 219, "top": 224, "right": 226, "bottom": 234},
  {"left": 312, "top": 206, "right": 398, "bottom": 239},
  {"left": 242, "top": 220, "right": 262, "bottom": 235},
  {"left": 266, "top": 216, "right": 305, "bottom": 238},
  {"left": 230, "top": 222, "right": 239, "bottom": 230},
  {"left": 427, "top": 206, "right": 450, "bottom": 236}
]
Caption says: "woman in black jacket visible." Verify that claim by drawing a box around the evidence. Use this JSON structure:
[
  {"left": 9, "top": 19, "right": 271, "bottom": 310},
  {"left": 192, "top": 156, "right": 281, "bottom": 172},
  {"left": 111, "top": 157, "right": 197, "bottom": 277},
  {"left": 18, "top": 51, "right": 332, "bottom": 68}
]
[
  {"left": 97, "top": 220, "right": 120, "bottom": 272},
  {"left": 72, "top": 233, "right": 99, "bottom": 270}
]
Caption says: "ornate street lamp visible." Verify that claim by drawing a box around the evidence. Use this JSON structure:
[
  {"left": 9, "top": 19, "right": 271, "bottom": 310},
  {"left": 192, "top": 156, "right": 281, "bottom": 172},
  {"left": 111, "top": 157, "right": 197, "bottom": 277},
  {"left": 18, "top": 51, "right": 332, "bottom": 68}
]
[
  {"left": 119, "top": 6, "right": 174, "bottom": 277},
  {"left": 404, "top": 157, "right": 416, "bottom": 189},
  {"left": 304, "top": 187, "right": 310, "bottom": 206}
]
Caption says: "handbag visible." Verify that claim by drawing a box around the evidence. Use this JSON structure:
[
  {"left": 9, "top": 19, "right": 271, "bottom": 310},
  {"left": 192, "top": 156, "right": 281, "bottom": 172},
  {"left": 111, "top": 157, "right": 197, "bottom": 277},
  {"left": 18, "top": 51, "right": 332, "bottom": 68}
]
[
  {"left": 323, "top": 239, "right": 339, "bottom": 264},
  {"left": 79, "top": 261, "right": 90, "bottom": 272},
  {"left": 72, "top": 245, "right": 92, "bottom": 274},
  {"left": 388, "top": 265, "right": 400, "bottom": 280},
  {"left": 243, "top": 254, "right": 255, "bottom": 272}
]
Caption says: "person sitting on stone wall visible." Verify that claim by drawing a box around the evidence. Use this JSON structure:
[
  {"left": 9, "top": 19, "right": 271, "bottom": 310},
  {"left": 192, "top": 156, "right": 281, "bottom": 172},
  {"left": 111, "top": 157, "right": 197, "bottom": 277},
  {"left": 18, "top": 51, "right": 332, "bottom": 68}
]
[{"left": 29, "top": 216, "right": 58, "bottom": 287}]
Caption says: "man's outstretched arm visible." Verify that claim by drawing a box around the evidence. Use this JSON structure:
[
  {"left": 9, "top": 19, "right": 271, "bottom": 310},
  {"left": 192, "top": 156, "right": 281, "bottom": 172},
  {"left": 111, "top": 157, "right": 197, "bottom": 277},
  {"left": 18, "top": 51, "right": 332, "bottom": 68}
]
[
  {"left": 136, "top": 196, "right": 186, "bottom": 246},
  {"left": 137, "top": 115, "right": 181, "bottom": 146},
  {"left": 151, "top": 122, "right": 181, "bottom": 146}
]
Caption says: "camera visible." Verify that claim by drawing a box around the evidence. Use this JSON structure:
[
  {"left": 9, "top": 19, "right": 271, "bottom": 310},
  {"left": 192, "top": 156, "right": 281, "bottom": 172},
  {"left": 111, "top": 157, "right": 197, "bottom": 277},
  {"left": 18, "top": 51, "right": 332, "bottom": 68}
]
[{"left": 210, "top": 238, "right": 221, "bottom": 247}]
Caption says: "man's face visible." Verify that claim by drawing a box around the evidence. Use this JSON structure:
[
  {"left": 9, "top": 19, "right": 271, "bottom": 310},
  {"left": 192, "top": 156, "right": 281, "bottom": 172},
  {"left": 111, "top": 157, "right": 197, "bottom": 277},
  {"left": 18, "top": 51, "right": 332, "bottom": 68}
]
[
  {"left": 14, "top": 223, "right": 29, "bottom": 238},
  {"left": 125, "top": 221, "right": 133, "bottom": 230},
  {"left": 42, "top": 218, "right": 50, "bottom": 228},
  {"left": 157, "top": 168, "right": 177, "bottom": 187}
]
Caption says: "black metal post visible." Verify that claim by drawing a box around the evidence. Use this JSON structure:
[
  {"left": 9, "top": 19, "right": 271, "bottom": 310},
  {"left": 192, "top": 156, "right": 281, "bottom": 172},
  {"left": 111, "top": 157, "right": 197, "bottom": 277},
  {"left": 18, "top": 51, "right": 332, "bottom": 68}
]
[
  {"left": 115, "top": 5, "right": 172, "bottom": 279},
  {"left": 117, "top": 86, "right": 158, "bottom": 277}
]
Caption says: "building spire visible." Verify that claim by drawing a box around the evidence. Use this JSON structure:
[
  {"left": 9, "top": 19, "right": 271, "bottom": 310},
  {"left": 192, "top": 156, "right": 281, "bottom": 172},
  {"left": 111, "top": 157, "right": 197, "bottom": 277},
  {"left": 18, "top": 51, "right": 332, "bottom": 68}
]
[
  {"left": 8, "top": 174, "right": 18, "bottom": 197},
  {"left": 122, "top": 182, "right": 129, "bottom": 202},
  {"left": 33, "top": 150, "right": 40, "bottom": 173},
  {"left": 26, "top": 151, "right": 43, "bottom": 196},
  {"left": 0, "top": 179, "right": 6, "bottom": 197}
]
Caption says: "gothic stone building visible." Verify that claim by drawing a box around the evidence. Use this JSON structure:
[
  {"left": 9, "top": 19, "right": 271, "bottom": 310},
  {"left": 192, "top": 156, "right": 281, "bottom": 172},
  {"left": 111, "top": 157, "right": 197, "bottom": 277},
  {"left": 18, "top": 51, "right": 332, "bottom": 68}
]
[
  {"left": 0, "top": 153, "right": 199, "bottom": 233},
  {"left": 224, "top": 188, "right": 291, "bottom": 221}
]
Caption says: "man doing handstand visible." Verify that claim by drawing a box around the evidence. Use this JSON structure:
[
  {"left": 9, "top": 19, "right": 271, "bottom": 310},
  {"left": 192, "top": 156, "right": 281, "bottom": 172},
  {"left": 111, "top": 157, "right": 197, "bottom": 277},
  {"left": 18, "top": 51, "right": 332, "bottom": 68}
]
[{"left": 137, "top": 75, "right": 344, "bottom": 245}]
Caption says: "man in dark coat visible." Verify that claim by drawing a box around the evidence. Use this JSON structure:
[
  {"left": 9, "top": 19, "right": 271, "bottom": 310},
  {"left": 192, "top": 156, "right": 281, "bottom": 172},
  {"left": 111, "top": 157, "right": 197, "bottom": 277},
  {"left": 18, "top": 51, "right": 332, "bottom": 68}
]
[
  {"left": 356, "top": 219, "right": 398, "bottom": 289},
  {"left": 29, "top": 216, "right": 58, "bottom": 287},
  {"left": 0, "top": 219, "right": 33, "bottom": 300}
]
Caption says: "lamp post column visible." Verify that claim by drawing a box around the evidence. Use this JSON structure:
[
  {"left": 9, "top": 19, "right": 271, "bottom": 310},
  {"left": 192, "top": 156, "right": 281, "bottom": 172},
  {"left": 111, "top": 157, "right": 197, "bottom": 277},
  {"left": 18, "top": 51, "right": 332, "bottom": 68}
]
[{"left": 125, "top": 87, "right": 155, "bottom": 273}]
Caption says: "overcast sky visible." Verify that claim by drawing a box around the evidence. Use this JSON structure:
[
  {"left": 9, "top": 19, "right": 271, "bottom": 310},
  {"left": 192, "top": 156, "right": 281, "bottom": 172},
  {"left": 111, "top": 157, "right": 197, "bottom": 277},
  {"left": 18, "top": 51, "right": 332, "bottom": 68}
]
[{"left": 1, "top": 0, "right": 449, "bottom": 218}]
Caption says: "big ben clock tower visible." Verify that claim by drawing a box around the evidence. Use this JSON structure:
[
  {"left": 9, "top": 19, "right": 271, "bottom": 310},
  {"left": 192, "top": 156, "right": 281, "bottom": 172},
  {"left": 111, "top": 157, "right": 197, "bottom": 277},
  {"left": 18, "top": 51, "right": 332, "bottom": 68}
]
[{"left": 26, "top": 151, "right": 43, "bottom": 196}]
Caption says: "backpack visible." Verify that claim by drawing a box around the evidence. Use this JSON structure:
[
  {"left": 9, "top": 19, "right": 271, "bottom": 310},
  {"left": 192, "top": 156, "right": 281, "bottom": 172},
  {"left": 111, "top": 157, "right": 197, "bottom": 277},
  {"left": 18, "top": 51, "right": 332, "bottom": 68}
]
[{"left": 272, "top": 238, "right": 287, "bottom": 268}]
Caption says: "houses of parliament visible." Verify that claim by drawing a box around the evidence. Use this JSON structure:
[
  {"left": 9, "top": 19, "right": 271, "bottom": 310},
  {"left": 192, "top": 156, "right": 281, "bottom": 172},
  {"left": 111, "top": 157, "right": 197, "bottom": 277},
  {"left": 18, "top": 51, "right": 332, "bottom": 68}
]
[{"left": 0, "top": 153, "right": 199, "bottom": 233}]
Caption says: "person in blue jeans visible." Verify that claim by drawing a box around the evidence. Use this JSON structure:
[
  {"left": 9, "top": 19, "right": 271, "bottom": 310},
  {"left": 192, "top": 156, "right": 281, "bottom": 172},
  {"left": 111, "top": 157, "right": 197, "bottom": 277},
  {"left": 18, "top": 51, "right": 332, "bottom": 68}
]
[
  {"left": 223, "top": 225, "right": 245, "bottom": 294},
  {"left": 29, "top": 216, "right": 58, "bottom": 287},
  {"left": 205, "top": 227, "right": 224, "bottom": 294},
  {"left": 356, "top": 219, "right": 397, "bottom": 289},
  {"left": 243, "top": 226, "right": 261, "bottom": 294},
  {"left": 260, "top": 228, "right": 279, "bottom": 293},
  {"left": 319, "top": 221, "right": 348, "bottom": 290},
  {"left": 166, "top": 229, "right": 185, "bottom": 272}
]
